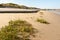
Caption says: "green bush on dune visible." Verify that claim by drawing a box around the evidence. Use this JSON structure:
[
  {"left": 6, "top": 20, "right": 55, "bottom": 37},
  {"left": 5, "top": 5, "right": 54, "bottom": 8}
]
[
  {"left": 0, "top": 20, "right": 37, "bottom": 40},
  {"left": 37, "top": 18, "right": 50, "bottom": 24}
]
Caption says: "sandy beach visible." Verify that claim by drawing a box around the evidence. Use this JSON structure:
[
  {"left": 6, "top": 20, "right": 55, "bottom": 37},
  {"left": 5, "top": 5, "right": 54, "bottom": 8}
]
[{"left": 0, "top": 10, "right": 60, "bottom": 40}]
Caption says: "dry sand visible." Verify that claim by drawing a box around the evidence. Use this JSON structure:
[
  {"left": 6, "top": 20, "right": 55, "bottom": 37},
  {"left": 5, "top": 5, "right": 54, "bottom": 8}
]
[{"left": 0, "top": 10, "right": 60, "bottom": 40}]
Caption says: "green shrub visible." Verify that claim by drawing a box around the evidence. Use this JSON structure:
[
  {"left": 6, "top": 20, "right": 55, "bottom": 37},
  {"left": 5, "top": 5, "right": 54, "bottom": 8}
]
[
  {"left": 0, "top": 20, "right": 37, "bottom": 40},
  {"left": 37, "top": 19, "right": 50, "bottom": 24}
]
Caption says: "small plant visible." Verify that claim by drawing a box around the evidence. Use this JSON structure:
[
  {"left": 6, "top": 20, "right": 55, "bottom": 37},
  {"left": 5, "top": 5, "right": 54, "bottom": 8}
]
[
  {"left": 37, "top": 18, "right": 50, "bottom": 24},
  {"left": 40, "top": 12, "right": 44, "bottom": 15},
  {"left": 0, "top": 20, "right": 37, "bottom": 40}
]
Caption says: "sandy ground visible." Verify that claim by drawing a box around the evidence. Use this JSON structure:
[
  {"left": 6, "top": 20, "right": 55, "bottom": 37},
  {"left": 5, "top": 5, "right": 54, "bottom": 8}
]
[{"left": 0, "top": 10, "right": 60, "bottom": 40}]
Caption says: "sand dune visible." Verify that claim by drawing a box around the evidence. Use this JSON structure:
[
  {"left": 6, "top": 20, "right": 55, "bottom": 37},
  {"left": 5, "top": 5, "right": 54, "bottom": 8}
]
[{"left": 0, "top": 10, "right": 60, "bottom": 40}]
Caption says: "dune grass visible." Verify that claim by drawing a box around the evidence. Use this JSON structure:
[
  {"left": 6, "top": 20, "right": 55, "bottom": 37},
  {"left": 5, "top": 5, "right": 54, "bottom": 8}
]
[
  {"left": 40, "top": 12, "right": 44, "bottom": 15},
  {"left": 37, "top": 18, "right": 50, "bottom": 24},
  {"left": 0, "top": 20, "right": 37, "bottom": 40}
]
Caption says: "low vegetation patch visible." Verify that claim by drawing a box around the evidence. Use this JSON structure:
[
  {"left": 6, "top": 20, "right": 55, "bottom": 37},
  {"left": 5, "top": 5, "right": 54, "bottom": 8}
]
[
  {"left": 37, "top": 18, "right": 50, "bottom": 24},
  {"left": 40, "top": 12, "right": 44, "bottom": 15},
  {"left": 0, "top": 20, "right": 37, "bottom": 40}
]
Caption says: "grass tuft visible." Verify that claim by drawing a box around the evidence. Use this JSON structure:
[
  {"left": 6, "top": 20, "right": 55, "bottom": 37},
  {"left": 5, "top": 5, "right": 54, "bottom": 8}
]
[
  {"left": 40, "top": 12, "right": 44, "bottom": 15},
  {"left": 37, "top": 18, "right": 50, "bottom": 24},
  {"left": 0, "top": 19, "right": 37, "bottom": 40}
]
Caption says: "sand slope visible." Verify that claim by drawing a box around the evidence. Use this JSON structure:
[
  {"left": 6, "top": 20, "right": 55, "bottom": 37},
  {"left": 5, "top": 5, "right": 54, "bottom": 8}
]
[{"left": 0, "top": 11, "right": 60, "bottom": 40}]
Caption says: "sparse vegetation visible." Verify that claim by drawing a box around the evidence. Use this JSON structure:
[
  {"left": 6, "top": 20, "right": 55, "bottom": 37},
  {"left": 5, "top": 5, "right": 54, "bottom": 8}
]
[
  {"left": 0, "top": 3, "right": 39, "bottom": 9},
  {"left": 0, "top": 20, "right": 37, "bottom": 40},
  {"left": 40, "top": 12, "right": 44, "bottom": 15},
  {"left": 37, "top": 18, "right": 50, "bottom": 24}
]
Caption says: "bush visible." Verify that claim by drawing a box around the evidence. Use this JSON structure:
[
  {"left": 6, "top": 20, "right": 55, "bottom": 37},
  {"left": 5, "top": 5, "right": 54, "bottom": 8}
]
[
  {"left": 37, "top": 19, "right": 50, "bottom": 24},
  {"left": 0, "top": 20, "right": 37, "bottom": 40}
]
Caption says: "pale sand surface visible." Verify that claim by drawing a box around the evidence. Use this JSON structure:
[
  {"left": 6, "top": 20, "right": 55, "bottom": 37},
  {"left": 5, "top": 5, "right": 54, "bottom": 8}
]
[{"left": 0, "top": 11, "right": 60, "bottom": 40}]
